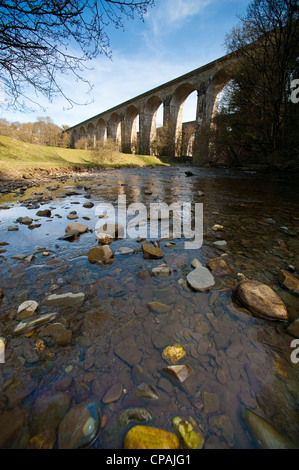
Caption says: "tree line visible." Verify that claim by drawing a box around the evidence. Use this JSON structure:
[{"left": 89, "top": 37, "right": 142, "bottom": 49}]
[
  {"left": 0, "top": 117, "right": 71, "bottom": 148},
  {"left": 207, "top": 0, "right": 299, "bottom": 168}
]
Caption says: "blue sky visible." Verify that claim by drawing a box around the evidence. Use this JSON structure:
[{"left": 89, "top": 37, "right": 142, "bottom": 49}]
[{"left": 0, "top": 0, "right": 250, "bottom": 128}]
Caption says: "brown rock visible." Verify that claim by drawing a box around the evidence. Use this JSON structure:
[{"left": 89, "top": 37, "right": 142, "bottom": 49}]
[
  {"left": 40, "top": 323, "right": 72, "bottom": 345},
  {"left": 65, "top": 222, "right": 88, "bottom": 234},
  {"left": 0, "top": 408, "right": 26, "bottom": 448},
  {"left": 232, "top": 280, "right": 288, "bottom": 321},
  {"left": 96, "top": 223, "right": 124, "bottom": 244},
  {"left": 278, "top": 269, "right": 299, "bottom": 295},
  {"left": 142, "top": 242, "right": 164, "bottom": 260},
  {"left": 163, "top": 365, "right": 192, "bottom": 383},
  {"left": 102, "top": 383, "right": 123, "bottom": 404},
  {"left": 206, "top": 257, "right": 232, "bottom": 276},
  {"left": 88, "top": 245, "right": 113, "bottom": 264}
]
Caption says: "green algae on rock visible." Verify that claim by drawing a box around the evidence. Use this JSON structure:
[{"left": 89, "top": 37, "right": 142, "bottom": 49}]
[{"left": 173, "top": 416, "right": 205, "bottom": 449}]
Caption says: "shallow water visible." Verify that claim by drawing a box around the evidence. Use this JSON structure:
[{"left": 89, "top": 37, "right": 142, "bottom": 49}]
[{"left": 0, "top": 166, "right": 298, "bottom": 449}]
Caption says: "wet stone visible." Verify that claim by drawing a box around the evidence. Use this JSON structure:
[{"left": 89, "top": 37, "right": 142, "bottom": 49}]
[
  {"left": 203, "top": 391, "right": 220, "bottom": 414},
  {"left": 163, "top": 365, "right": 192, "bottom": 384},
  {"left": 28, "top": 429, "right": 57, "bottom": 449},
  {"left": 142, "top": 242, "right": 164, "bottom": 260},
  {"left": 114, "top": 336, "right": 142, "bottom": 367},
  {"left": 58, "top": 403, "right": 100, "bottom": 449},
  {"left": 233, "top": 280, "right": 288, "bottom": 321},
  {"left": 124, "top": 425, "right": 180, "bottom": 450},
  {"left": 148, "top": 302, "right": 171, "bottom": 314},
  {"left": 187, "top": 267, "right": 215, "bottom": 291},
  {"left": 119, "top": 408, "right": 153, "bottom": 425},
  {"left": 209, "top": 414, "right": 235, "bottom": 447},
  {"left": 102, "top": 383, "right": 123, "bottom": 404},
  {"left": 17, "top": 300, "right": 39, "bottom": 320}
]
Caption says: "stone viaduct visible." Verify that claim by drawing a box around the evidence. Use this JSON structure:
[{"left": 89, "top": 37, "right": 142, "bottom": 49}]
[{"left": 67, "top": 50, "right": 238, "bottom": 165}]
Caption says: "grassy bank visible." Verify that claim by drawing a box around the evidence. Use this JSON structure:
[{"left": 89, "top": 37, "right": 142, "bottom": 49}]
[{"left": 0, "top": 136, "right": 168, "bottom": 179}]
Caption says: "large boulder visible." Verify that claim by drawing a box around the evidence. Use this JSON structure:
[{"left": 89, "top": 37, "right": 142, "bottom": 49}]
[{"left": 233, "top": 280, "right": 288, "bottom": 321}]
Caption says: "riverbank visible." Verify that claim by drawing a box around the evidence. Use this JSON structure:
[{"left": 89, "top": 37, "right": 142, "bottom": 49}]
[{"left": 0, "top": 136, "right": 170, "bottom": 182}]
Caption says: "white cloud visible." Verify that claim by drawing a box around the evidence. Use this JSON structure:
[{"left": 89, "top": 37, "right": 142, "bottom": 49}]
[{"left": 147, "top": 0, "right": 215, "bottom": 36}]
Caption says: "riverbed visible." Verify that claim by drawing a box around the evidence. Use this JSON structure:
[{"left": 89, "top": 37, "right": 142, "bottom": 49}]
[{"left": 0, "top": 165, "right": 298, "bottom": 449}]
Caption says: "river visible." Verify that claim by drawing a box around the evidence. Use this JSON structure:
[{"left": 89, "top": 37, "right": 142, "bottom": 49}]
[{"left": 0, "top": 165, "right": 298, "bottom": 449}]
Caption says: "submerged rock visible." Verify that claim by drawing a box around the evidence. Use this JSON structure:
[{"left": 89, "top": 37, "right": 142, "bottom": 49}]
[
  {"left": 209, "top": 414, "right": 235, "bottom": 447},
  {"left": 162, "top": 345, "right": 186, "bottom": 364},
  {"left": 232, "top": 280, "right": 288, "bottom": 321},
  {"left": 102, "top": 383, "right": 123, "bottom": 404},
  {"left": 206, "top": 257, "right": 232, "bottom": 276},
  {"left": 278, "top": 269, "right": 299, "bottom": 295},
  {"left": 124, "top": 425, "right": 180, "bottom": 449},
  {"left": 243, "top": 409, "right": 296, "bottom": 449},
  {"left": 173, "top": 416, "right": 205, "bottom": 449},
  {"left": 58, "top": 403, "right": 100, "bottom": 449},
  {"left": 187, "top": 267, "right": 215, "bottom": 291},
  {"left": 287, "top": 318, "right": 299, "bottom": 338},
  {"left": 148, "top": 302, "right": 171, "bottom": 314},
  {"left": 119, "top": 408, "right": 153, "bottom": 425},
  {"left": 39, "top": 322, "right": 72, "bottom": 345},
  {"left": 152, "top": 265, "right": 171, "bottom": 277},
  {"left": 163, "top": 365, "right": 192, "bottom": 383},
  {"left": 44, "top": 292, "right": 85, "bottom": 308},
  {"left": 13, "top": 312, "right": 58, "bottom": 335},
  {"left": 17, "top": 300, "right": 39, "bottom": 320}
]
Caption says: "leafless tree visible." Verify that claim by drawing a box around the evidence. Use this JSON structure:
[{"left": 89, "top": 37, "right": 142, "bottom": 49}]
[{"left": 0, "top": 0, "right": 155, "bottom": 111}]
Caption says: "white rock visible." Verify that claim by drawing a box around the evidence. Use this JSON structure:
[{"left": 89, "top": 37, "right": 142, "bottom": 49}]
[
  {"left": 118, "top": 247, "right": 134, "bottom": 255},
  {"left": 152, "top": 265, "right": 171, "bottom": 277},
  {"left": 191, "top": 258, "right": 203, "bottom": 268},
  {"left": 44, "top": 292, "right": 85, "bottom": 308},
  {"left": 13, "top": 313, "right": 58, "bottom": 335},
  {"left": 17, "top": 300, "right": 38, "bottom": 319},
  {"left": 187, "top": 267, "right": 215, "bottom": 291},
  {"left": 213, "top": 240, "right": 228, "bottom": 250}
]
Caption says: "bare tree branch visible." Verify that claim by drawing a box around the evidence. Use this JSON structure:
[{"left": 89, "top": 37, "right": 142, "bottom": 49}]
[{"left": 0, "top": 0, "right": 155, "bottom": 111}]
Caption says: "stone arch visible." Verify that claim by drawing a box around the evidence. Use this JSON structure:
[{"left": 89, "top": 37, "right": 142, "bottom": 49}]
[
  {"left": 108, "top": 113, "right": 121, "bottom": 146},
  {"left": 123, "top": 105, "right": 139, "bottom": 154},
  {"left": 141, "top": 95, "right": 163, "bottom": 155},
  {"left": 206, "top": 67, "right": 234, "bottom": 120},
  {"left": 169, "top": 83, "right": 197, "bottom": 156},
  {"left": 97, "top": 118, "right": 107, "bottom": 142},
  {"left": 87, "top": 122, "right": 96, "bottom": 148},
  {"left": 79, "top": 126, "right": 86, "bottom": 139}
]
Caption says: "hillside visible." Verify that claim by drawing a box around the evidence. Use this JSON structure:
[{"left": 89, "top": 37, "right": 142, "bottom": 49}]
[{"left": 0, "top": 136, "right": 167, "bottom": 179}]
